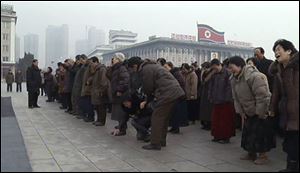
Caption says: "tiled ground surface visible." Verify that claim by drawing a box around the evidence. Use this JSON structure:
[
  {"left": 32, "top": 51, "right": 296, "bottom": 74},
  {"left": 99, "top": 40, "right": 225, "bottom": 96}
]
[{"left": 1, "top": 83, "right": 286, "bottom": 172}]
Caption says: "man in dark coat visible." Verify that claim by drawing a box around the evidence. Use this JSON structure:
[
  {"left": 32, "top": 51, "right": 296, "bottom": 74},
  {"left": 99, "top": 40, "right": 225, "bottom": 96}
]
[
  {"left": 127, "top": 56, "right": 185, "bottom": 150},
  {"left": 26, "top": 59, "right": 42, "bottom": 108},
  {"left": 5, "top": 69, "right": 14, "bottom": 92},
  {"left": 72, "top": 54, "right": 88, "bottom": 117},
  {"left": 254, "top": 47, "right": 274, "bottom": 92},
  {"left": 90, "top": 57, "right": 109, "bottom": 126},
  {"left": 15, "top": 70, "right": 23, "bottom": 92}
]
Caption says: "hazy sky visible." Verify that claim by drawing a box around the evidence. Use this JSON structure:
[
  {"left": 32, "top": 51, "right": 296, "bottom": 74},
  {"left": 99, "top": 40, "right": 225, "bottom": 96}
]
[{"left": 3, "top": 1, "right": 299, "bottom": 67}]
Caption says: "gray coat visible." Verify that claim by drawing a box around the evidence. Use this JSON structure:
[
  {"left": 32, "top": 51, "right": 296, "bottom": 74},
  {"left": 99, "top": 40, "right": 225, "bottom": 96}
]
[
  {"left": 208, "top": 67, "right": 233, "bottom": 104},
  {"left": 230, "top": 65, "right": 271, "bottom": 118}
]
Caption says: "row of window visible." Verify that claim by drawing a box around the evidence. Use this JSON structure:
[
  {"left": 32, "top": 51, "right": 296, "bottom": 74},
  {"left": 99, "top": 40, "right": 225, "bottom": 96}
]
[
  {"left": 1, "top": 21, "right": 10, "bottom": 29},
  {"left": 2, "top": 33, "right": 9, "bottom": 40},
  {"left": 2, "top": 56, "right": 9, "bottom": 62},
  {"left": 2, "top": 45, "right": 9, "bottom": 52}
]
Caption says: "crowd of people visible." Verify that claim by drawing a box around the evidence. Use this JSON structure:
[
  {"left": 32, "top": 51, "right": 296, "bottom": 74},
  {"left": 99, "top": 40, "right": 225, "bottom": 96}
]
[{"left": 5, "top": 39, "right": 298, "bottom": 172}]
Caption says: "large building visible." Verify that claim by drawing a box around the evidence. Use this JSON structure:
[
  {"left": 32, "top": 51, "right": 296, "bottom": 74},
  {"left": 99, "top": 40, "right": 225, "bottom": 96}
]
[
  {"left": 1, "top": 4, "right": 17, "bottom": 80},
  {"left": 87, "top": 26, "right": 105, "bottom": 52},
  {"left": 109, "top": 30, "right": 137, "bottom": 49},
  {"left": 24, "top": 33, "right": 39, "bottom": 60},
  {"left": 45, "top": 24, "right": 68, "bottom": 69},
  {"left": 102, "top": 36, "right": 254, "bottom": 67},
  {"left": 75, "top": 39, "right": 88, "bottom": 55},
  {"left": 87, "top": 45, "right": 113, "bottom": 62}
]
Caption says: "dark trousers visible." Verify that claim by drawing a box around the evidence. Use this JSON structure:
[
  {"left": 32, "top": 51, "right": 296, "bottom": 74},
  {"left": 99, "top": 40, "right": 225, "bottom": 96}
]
[
  {"left": 16, "top": 83, "right": 22, "bottom": 92},
  {"left": 132, "top": 116, "right": 151, "bottom": 136},
  {"left": 79, "top": 96, "right": 94, "bottom": 120},
  {"left": 187, "top": 99, "right": 198, "bottom": 122},
  {"left": 65, "top": 92, "right": 72, "bottom": 111},
  {"left": 95, "top": 104, "right": 107, "bottom": 124},
  {"left": 283, "top": 131, "right": 299, "bottom": 162},
  {"left": 28, "top": 91, "right": 39, "bottom": 107},
  {"left": 151, "top": 99, "right": 177, "bottom": 145},
  {"left": 61, "top": 93, "right": 68, "bottom": 108},
  {"left": 40, "top": 85, "right": 45, "bottom": 96},
  {"left": 7, "top": 84, "right": 12, "bottom": 92}
]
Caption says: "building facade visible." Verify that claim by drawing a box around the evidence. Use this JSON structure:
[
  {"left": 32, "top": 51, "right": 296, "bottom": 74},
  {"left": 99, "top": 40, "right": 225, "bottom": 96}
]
[
  {"left": 87, "top": 26, "right": 105, "bottom": 53},
  {"left": 87, "top": 45, "right": 113, "bottom": 62},
  {"left": 45, "top": 24, "right": 69, "bottom": 69},
  {"left": 109, "top": 30, "right": 137, "bottom": 49},
  {"left": 1, "top": 4, "right": 17, "bottom": 80},
  {"left": 102, "top": 37, "right": 253, "bottom": 67},
  {"left": 15, "top": 35, "right": 20, "bottom": 63},
  {"left": 24, "top": 33, "right": 39, "bottom": 60}
]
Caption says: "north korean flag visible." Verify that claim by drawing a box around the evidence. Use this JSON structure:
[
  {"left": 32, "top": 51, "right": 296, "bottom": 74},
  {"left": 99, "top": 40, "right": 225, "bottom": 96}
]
[{"left": 197, "top": 24, "right": 225, "bottom": 44}]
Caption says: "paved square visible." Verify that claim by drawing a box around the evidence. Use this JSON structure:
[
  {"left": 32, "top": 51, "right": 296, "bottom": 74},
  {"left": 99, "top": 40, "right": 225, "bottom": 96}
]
[{"left": 1, "top": 83, "right": 286, "bottom": 172}]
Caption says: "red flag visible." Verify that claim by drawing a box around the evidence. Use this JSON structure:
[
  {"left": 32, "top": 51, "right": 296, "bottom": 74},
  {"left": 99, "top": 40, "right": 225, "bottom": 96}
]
[{"left": 197, "top": 24, "right": 225, "bottom": 44}]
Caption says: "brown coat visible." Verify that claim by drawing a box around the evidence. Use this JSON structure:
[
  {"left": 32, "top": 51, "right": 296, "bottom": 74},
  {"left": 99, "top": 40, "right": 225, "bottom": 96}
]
[
  {"left": 139, "top": 60, "right": 185, "bottom": 106},
  {"left": 230, "top": 65, "right": 271, "bottom": 118},
  {"left": 5, "top": 72, "right": 14, "bottom": 84},
  {"left": 91, "top": 64, "right": 109, "bottom": 105},
  {"left": 183, "top": 70, "right": 198, "bottom": 100},
  {"left": 81, "top": 65, "right": 94, "bottom": 96},
  {"left": 269, "top": 52, "right": 299, "bottom": 131}
]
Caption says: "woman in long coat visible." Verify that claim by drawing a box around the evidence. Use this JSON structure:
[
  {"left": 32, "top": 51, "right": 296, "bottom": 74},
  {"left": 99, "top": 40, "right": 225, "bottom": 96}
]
[
  {"left": 228, "top": 56, "right": 275, "bottom": 165},
  {"left": 106, "top": 53, "right": 130, "bottom": 136}
]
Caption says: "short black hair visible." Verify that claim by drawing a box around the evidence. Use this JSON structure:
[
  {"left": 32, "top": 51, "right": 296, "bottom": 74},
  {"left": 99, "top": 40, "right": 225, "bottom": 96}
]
[
  {"left": 47, "top": 67, "right": 53, "bottom": 73},
  {"left": 272, "top": 39, "right": 298, "bottom": 55},
  {"left": 246, "top": 57, "right": 258, "bottom": 66},
  {"left": 57, "top": 62, "right": 63, "bottom": 66},
  {"left": 228, "top": 56, "right": 246, "bottom": 68},
  {"left": 81, "top": 54, "right": 88, "bottom": 59},
  {"left": 201, "top": 62, "right": 210, "bottom": 68},
  {"left": 75, "top": 55, "right": 81, "bottom": 61},
  {"left": 210, "top": 59, "right": 221, "bottom": 66},
  {"left": 33, "top": 59, "right": 38, "bottom": 63},
  {"left": 157, "top": 58, "right": 166, "bottom": 66},
  {"left": 255, "top": 47, "right": 265, "bottom": 54},
  {"left": 90, "top": 56, "right": 99, "bottom": 63},
  {"left": 127, "top": 56, "right": 143, "bottom": 68},
  {"left": 181, "top": 63, "right": 191, "bottom": 70},
  {"left": 222, "top": 58, "right": 229, "bottom": 67}
]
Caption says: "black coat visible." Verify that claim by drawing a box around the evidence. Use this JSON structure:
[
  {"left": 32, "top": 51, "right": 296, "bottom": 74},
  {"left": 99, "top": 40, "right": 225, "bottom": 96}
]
[
  {"left": 256, "top": 57, "right": 274, "bottom": 91},
  {"left": 26, "top": 65, "right": 42, "bottom": 92},
  {"left": 15, "top": 72, "right": 23, "bottom": 83},
  {"left": 170, "top": 67, "right": 185, "bottom": 92},
  {"left": 108, "top": 62, "right": 130, "bottom": 103}
]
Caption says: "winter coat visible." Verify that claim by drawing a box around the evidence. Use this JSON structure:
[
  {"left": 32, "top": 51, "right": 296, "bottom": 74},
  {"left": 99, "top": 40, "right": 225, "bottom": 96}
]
[
  {"left": 269, "top": 52, "right": 299, "bottom": 131},
  {"left": 183, "top": 70, "right": 198, "bottom": 100},
  {"left": 5, "top": 72, "right": 14, "bottom": 84},
  {"left": 91, "top": 64, "right": 109, "bottom": 105},
  {"left": 208, "top": 67, "right": 233, "bottom": 104},
  {"left": 15, "top": 72, "right": 23, "bottom": 83},
  {"left": 138, "top": 60, "right": 185, "bottom": 106},
  {"left": 170, "top": 67, "right": 185, "bottom": 92},
  {"left": 107, "top": 62, "right": 130, "bottom": 103},
  {"left": 72, "top": 64, "right": 86, "bottom": 98},
  {"left": 81, "top": 65, "right": 94, "bottom": 96},
  {"left": 44, "top": 72, "right": 55, "bottom": 93},
  {"left": 230, "top": 65, "right": 271, "bottom": 119},
  {"left": 26, "top": 65, "right": 42, "bottom": 92}
]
